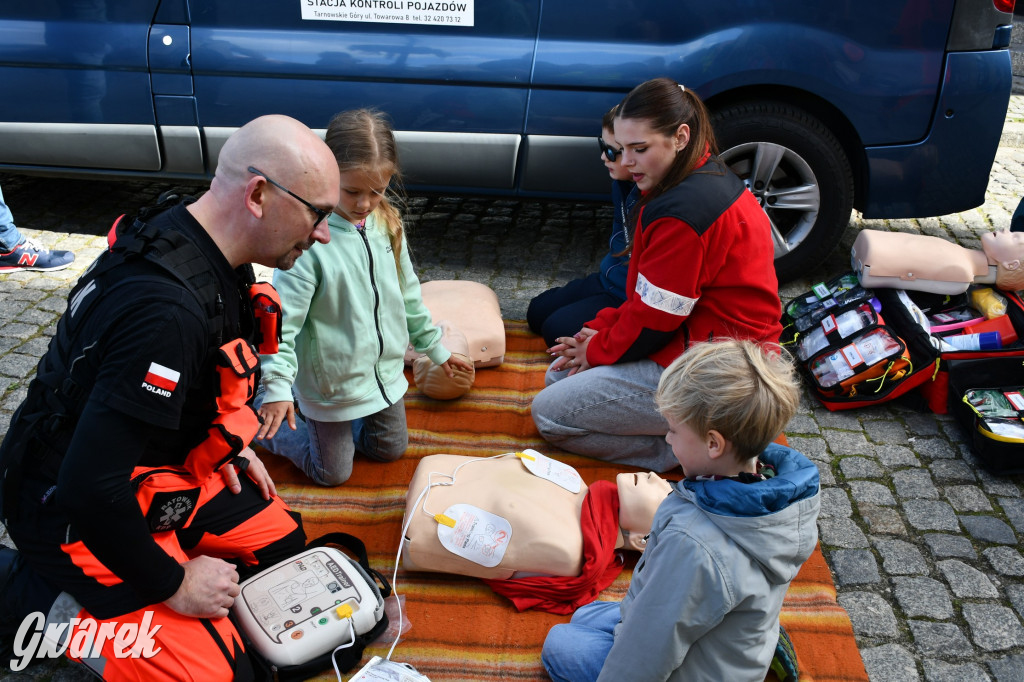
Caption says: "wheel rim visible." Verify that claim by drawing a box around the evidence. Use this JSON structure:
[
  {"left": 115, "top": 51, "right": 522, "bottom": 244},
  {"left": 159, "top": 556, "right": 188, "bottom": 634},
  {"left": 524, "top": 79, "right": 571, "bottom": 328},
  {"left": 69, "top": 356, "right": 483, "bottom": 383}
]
[{"left": 719, "top": 141, "right": 820, "bottom": 259}]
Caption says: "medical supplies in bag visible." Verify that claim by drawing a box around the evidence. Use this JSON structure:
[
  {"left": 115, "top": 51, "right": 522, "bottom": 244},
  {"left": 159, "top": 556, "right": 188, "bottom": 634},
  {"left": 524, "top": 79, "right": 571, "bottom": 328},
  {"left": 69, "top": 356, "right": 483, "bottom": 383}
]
[
  {"left": 901, "top": 288, "right": 1024, "bottom": 415},
  {"left": 782, "top": 278, "right": 931, "bottom": 411},
  {"left": 796, "top": 301, "right": 880, "bottom": 361},
  {"left": 785, "top": 271, "right": 1024, "bottom": 420},
  {"left": 948, "top": 356, "right": 1024, "bottom": 475}
]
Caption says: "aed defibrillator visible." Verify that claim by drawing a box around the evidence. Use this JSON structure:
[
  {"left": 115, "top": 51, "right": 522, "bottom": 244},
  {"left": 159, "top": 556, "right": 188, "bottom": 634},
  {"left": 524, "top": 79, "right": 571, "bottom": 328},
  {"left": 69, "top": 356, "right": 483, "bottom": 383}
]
[{"left": 232, "top": 539, "right": 388, "bottom": 670}]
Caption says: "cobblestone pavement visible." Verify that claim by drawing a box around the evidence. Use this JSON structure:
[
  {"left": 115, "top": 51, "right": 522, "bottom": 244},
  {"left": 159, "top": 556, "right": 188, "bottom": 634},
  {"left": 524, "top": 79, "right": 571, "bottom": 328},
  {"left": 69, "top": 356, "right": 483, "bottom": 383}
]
[{"left": 4, "top": 102, "right": 1024, "bottom": 681}]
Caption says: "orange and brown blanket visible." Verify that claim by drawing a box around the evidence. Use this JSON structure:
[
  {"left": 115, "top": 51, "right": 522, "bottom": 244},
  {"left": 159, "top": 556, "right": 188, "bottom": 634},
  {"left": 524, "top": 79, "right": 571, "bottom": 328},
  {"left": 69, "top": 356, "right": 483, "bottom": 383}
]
[{"left": 261, "top": 321, "right": 868, "bottom": 681}]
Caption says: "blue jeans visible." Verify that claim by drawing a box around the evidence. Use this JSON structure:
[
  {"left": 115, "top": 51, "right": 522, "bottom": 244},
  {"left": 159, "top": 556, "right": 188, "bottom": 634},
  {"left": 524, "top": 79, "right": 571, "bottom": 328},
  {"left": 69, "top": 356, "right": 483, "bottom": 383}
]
[
  {"left": 0, "top": 184, "right": 25, "bottom": 251},
  {"left": 254, "top": 395, "right": 407, "bottom": 486},
  {"left": 527, "top": 273, "right": 625, "bottom": 347},
  {"left": 542, "top": 601, "right": 620, "bottom": 682},
  {"left": 531, "top": 358, "right": 679, "bottom": 472}
]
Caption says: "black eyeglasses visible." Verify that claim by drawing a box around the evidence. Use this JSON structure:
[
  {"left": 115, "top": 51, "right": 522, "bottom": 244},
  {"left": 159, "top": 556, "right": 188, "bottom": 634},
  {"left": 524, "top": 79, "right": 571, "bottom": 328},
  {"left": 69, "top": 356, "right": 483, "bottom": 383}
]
[
  {"left": 247, "top": 166, "right": 332, "bottom": 228},
  {"left": 597, "top": 137, "right": 620, "bottom": 162}
]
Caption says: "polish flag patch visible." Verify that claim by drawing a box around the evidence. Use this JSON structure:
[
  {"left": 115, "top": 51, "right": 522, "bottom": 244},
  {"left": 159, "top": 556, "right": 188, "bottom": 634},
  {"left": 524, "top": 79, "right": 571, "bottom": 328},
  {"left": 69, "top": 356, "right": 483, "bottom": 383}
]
[{"left": 144, "top": 362, "right": 180, "bottom": 392}]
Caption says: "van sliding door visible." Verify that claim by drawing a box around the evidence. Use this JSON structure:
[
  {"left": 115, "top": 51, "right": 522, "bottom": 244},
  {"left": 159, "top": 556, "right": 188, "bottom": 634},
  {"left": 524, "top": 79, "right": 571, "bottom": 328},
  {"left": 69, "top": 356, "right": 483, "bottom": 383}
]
[{"left": 188, "top": 0, "right": 540, "bottom": 191}]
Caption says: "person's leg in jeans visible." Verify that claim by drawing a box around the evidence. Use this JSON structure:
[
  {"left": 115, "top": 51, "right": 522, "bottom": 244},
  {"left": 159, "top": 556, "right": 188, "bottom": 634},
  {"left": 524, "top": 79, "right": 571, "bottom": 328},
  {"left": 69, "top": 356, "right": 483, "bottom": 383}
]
[
  {"left": 0, "top": 183, "right": 75, "bottom": 270},
  {"left": 254, "top": 395, "right": 406, "bottom": 484},
  {"left": 255, "top": 410, "right": 357, "bottom": 486},
  {"left": 0, "top": 184, "right": 24, "bottom": 251},
  {"left": 531, "top": 359, "right": 678, "bottom": 471},
  {"left": 353, "top": 400, "right": 408, "bottom": 462},
  {"left": 542, "top": 601, "right": 621, "bottom": 682}
]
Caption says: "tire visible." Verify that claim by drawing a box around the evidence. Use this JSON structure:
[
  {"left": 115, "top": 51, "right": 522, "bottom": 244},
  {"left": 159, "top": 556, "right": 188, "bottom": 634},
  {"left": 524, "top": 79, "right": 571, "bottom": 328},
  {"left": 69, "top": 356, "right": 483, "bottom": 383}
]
[{"left": 713, "top": 101, "right": 854, "bottom": 283}]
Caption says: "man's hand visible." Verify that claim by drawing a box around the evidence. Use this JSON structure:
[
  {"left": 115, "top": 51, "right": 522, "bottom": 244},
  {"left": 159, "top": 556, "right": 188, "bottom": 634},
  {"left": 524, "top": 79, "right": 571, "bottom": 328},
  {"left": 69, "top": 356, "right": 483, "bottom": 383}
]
[
  {"left": 220, "top": 447, "right": 276, "bottom": 499},
  {"left": 164, "top": 555, "right": 240, "bottom": 619},
  {"left": 256, "top": 400, "right": 295, "bottom": 440}
]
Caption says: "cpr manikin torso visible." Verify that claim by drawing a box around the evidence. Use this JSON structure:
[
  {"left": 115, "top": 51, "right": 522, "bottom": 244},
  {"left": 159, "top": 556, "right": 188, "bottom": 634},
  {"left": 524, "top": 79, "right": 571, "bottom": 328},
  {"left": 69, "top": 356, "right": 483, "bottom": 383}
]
[
  {"left": 405, "top": 280, "right": 506, "bottom": 400},
  {"left": 851, "top": 228, "right": 1024, "bottom": 294},
  {"left": 401, "top": 453, "right": 671, "bottom": 580}
]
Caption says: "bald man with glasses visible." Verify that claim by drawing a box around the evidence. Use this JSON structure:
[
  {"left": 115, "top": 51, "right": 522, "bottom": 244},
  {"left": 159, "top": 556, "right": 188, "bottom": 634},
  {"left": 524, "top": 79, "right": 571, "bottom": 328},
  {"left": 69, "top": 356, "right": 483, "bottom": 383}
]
[{"left": 0, "top": 115, "right": 340, "bottom": 679}]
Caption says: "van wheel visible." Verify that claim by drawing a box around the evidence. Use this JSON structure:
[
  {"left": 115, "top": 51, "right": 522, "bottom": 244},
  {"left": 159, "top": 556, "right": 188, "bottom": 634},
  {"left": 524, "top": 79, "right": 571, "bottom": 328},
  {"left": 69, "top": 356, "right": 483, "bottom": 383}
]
[{"left": 713, "top": 102, "right": 854, "bottom": 283}]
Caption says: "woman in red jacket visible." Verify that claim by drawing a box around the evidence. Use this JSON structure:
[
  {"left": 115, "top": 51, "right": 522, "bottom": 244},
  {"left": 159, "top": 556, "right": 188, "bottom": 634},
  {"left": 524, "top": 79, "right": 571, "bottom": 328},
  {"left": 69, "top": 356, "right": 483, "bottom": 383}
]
[{"left": 532, "top": 77, "right": 783, "bottom": 472}]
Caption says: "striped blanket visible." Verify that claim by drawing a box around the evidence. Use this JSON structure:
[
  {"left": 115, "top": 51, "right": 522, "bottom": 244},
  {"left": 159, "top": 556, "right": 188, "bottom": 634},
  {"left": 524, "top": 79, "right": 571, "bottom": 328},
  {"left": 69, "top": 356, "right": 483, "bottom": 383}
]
[{"left": 260, "top": 321, "right": 867, "bottom": 681}]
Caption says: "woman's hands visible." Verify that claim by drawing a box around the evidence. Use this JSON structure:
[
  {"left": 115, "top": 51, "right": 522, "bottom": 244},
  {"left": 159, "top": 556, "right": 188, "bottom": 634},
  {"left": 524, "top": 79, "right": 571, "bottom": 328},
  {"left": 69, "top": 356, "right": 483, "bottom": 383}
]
[{"left": 547, "top": 327, "right": 597, "bottom": 376}]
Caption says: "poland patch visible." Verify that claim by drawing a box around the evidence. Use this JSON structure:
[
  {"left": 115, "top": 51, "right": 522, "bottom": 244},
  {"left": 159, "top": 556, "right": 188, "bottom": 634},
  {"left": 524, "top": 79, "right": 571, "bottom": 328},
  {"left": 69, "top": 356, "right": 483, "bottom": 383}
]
[{"left": 143, "top": 362, "right": 180, "bottom": 393}]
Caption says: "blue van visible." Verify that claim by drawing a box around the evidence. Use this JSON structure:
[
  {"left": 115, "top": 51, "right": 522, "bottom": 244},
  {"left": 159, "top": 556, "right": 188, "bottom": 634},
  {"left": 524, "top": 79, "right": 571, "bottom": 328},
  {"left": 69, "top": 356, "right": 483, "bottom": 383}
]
[{"left": 0, "top": 0, "right": 1014, "bottom": 279}]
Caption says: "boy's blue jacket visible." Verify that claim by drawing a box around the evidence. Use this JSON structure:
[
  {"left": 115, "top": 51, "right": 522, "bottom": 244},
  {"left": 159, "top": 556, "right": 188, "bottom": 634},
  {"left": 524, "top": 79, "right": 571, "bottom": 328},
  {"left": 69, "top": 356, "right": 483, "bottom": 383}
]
[
  {"left": 596, "top": 443, "right": 821, "bottom": 682},
  {"left": 597, "top": 179, "right": 638, "bottom": 299}
]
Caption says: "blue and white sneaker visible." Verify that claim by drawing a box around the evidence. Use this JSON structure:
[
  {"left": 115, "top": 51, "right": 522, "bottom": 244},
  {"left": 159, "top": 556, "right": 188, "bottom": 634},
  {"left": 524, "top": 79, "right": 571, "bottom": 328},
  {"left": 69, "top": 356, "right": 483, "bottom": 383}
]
[{"left": 0, "top": 238, "right": 75, "bottom": 272}]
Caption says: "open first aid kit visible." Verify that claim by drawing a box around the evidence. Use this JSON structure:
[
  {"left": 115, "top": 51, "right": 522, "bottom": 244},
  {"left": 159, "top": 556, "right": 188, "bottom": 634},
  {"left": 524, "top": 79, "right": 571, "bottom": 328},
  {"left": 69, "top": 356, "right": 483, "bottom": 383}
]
[
  {"left": 948, "top": 355, "right": 1024, "bottom": 475},
  {"left": 781, "top": 274, "right": 935, "bottom": 411},
  {"left": 785, "top": 272, "right": 1024, "bottom": 472},
  {"left": 891, "top": 287, "right": 1024, "bottom": 419},
  {"left": 232, "top": 533, "right": 391, "bottom": 680},
  {"left": 783, "top": 274, "right": 1024, "bottom": 410}
]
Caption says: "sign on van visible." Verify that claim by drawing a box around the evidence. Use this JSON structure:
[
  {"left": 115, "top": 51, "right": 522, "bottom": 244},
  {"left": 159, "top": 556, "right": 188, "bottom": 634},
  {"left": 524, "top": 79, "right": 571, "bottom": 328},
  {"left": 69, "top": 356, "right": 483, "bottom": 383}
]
[{"left": 302, "top": 0, "right": 474, "bottom": 27}]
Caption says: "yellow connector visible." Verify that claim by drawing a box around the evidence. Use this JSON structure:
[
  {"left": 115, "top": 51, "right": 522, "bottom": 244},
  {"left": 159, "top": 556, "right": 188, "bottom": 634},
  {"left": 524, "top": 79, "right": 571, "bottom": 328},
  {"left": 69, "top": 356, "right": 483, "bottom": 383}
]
[
  {"left": 434, "top": 513, "right": 456, "bottom": 527},
  {"left": 335, "top": 604, "right": 353, "bottom": 620}
]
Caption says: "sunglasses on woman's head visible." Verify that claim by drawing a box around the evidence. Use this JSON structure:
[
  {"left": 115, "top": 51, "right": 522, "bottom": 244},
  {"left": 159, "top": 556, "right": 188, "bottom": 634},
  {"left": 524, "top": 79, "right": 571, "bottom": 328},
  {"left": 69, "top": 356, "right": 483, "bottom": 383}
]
[{"left": 597, "top": 137, "right": 620, "bottom": 162}]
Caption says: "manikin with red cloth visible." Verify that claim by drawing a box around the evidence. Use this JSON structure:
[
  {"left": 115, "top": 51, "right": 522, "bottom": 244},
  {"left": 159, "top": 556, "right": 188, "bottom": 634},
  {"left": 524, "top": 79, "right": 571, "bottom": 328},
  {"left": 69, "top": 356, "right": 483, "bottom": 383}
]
[{"left": 401, "top": 453, "right": 671, "bottom": 614}]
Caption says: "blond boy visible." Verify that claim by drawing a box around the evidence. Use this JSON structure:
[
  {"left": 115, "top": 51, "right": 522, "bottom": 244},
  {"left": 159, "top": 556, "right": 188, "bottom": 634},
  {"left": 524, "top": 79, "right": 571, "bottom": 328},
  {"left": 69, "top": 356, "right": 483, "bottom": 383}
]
[{"left": 542, "top": 339, "right": 820, "bottom": 682}]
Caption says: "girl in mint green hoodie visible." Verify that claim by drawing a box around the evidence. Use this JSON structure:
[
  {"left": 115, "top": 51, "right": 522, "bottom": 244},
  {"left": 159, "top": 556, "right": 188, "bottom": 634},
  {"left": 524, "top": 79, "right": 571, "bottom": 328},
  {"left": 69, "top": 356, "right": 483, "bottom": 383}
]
[{"left": 254, "top": 109, "right": 473, "bottom": 485}]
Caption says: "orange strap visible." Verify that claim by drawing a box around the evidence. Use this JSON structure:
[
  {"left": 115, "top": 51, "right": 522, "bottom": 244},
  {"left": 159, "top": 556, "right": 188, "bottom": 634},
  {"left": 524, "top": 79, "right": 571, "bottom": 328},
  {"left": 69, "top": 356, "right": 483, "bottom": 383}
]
[
  {"left": 250, "top": 281, "right": 282, "bottom": 354},
  {"left": 183, "top": 339, "right": 262, "bottom": 478}
]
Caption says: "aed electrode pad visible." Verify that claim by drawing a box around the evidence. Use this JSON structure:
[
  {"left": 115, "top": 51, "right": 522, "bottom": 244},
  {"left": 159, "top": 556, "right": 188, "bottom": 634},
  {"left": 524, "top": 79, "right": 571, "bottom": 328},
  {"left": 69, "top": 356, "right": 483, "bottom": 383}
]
[{"left": 233, "top": 547, "right": 384, "bottom": 667}]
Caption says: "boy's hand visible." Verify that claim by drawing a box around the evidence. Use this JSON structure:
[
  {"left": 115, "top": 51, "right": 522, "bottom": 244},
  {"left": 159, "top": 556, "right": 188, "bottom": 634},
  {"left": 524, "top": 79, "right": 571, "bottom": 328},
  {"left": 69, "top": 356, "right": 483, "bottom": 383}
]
[{"left": 256, "top": 400, "right": 295, "bottom": 440}]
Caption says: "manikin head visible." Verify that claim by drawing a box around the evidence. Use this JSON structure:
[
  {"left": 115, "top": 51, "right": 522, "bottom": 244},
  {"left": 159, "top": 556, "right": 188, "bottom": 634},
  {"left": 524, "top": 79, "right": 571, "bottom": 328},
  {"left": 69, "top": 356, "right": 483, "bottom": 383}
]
[
  {"left": 412, "top": 320, "right": 475, "bottom": 400},
  {"left": 616, "top": 471, "right": 672, "bottom": 551},
  {"left": 982, "top": 229, "right": 1024, "bottom": 290}
]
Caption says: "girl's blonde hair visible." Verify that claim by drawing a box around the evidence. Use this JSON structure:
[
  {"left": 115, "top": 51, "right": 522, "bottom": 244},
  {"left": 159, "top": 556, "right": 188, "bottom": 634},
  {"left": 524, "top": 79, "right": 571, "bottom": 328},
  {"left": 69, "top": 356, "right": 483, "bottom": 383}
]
[
  {"left": 655, "top": 339, "right": 801, "bottom": 460},
  {"left": 324, "top": 108, "right": 406, "bottom": 279}
]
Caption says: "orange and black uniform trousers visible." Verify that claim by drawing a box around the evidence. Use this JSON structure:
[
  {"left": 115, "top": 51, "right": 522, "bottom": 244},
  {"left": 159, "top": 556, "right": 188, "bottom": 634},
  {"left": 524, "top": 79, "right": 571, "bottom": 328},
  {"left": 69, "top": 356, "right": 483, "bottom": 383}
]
[
  {"left": 9, "top": 459, "right": 303, "bottom": 680},
  {"left": 5, "top": 340, "right": 304, "bottom": 680}
]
